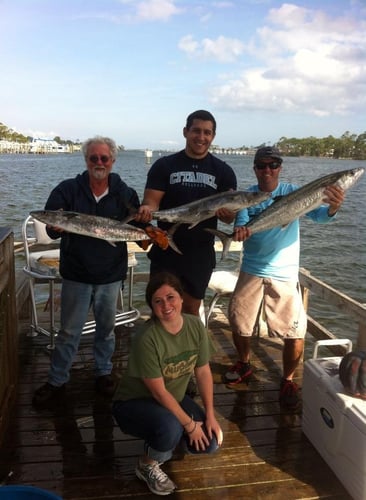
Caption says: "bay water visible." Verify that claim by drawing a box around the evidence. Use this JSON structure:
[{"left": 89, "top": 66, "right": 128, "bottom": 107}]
[{"left": 1, "top": 151, "right": 365, "bottom": 342}]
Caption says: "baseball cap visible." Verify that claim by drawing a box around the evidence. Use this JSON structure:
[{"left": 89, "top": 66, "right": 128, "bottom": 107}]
[{"left": 254, "top": 146, "right": 282, "bottom": 163}]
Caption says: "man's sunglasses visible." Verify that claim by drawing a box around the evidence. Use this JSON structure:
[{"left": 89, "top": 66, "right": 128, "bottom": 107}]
[
  {"left": 255, "top": 161, "right": 282, "bottom": 170},
  {"left": 88, "top": 155, "right": 110, "bottom": 164}
]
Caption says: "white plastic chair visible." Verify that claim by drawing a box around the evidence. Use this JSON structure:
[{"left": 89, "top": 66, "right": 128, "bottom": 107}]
[
  {"left": 22, "top": 216, "right": 140, "bottom": 347},
  {"left": 205, "top": 270, "right": 239, "bottom": 327},
  {"left": 22, "top": 215, "right": 61, "bottom": 348}
]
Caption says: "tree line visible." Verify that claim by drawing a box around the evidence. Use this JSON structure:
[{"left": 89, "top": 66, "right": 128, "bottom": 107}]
[
  {"left": 275, "top": 131, "right": 366, "bottom": 160},
  {"left": 1, "top": 121, "right": 365, "bottom": 159}
]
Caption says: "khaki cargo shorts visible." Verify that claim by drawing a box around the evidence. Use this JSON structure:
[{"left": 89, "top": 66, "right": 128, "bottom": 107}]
[{"left": 228, "top": 272, "right": 307, "bottom": 339}]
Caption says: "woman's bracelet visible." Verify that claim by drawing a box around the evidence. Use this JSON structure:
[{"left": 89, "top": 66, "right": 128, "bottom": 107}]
[
  {"left": 185, "top": 421, "right": 197, "bottom": 435},
  {"left": 182, "top": 415, "right": 193, "bottom": 428}
]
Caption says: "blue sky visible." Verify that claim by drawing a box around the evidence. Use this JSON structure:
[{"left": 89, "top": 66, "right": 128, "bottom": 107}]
[{"left": 1, "top": 0, "right": 365, "bottom": 150}]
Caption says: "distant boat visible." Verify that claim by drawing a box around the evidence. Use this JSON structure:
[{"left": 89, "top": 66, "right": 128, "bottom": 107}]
[
  {"left": 144, "top": 149, "right": 153, "bottom": 165},
  {"left": 30, "top": 138, "right": 71, "bottom": 154}
]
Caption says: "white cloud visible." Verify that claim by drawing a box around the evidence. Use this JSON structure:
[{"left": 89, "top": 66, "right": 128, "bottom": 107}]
[
  {"left": 178, "top": 35, "right": 199, "bottom": 55},
  {"left": 209, "top": 3, "right": 366, "bottom": 117},
  {"left": 135, "top": 0, "right": 182, "bottom": 21},
  {"left": 178, "top": 34, "right": 245, "bottom": 63}
]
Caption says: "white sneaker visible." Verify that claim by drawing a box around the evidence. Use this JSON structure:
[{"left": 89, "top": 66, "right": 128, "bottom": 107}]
[{"left": 135, "top": 458, "right": 177, "bottom": 496}]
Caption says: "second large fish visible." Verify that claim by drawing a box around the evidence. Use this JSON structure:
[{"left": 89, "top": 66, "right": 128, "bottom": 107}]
[{"left": 150, "top": 190, "right": 271, "bottom": 228}]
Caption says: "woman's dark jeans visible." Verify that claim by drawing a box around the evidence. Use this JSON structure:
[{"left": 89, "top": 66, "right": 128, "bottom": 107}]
[{"left": 112, "top": 395, "right": 219, "bottom": 463}]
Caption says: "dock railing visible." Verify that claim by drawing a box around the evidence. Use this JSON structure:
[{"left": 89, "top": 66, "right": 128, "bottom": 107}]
[{"left": 299, "top": 267, "right": 366, "bottom": 351}]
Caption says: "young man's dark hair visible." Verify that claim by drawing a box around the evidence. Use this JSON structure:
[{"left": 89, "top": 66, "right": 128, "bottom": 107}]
[{"left": 185, "top": 110, "right": 216, "bottom": 133}]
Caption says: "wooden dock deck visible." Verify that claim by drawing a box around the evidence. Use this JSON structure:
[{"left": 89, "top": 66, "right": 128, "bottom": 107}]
[{"left": 0, "top": 302, "right": 352, "bottom": 499}]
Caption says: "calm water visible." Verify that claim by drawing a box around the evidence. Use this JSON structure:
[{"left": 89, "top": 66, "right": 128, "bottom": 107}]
[{"left": 1, "top": 151, "right": 365, "bottom": 341}]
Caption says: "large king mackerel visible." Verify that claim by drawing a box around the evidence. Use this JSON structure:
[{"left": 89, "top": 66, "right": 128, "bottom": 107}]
[
  {"left": 150, "top": 190, "right": 272, "bottom": 229},
  {"left": 206, "top": 167, "right": 364, "bottom": 258},
  {"left": 245, "top": 167, "right": 364, "bottom": 234},
  {"left": 29, "top": 210, "right": 180, "bottom": 253}
]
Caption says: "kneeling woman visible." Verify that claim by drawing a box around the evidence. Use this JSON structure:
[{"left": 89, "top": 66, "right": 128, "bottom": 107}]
[{"left": 112, "top": 271, "right": 223, "bottom": 496}]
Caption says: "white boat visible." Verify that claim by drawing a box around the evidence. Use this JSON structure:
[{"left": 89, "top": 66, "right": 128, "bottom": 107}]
[{"left": 29, "top": 138, "right": 71, "bottom": 154}]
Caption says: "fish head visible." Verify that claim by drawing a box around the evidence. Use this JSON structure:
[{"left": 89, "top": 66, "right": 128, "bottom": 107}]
[
  {"left": 30, "top": 210, "right": 83, "bottom": 230},
  {"left": 30, "top": 210, "right": 51, "bottom": 224},
  {"left": 336, "top": 167, "right": 364, "bottom": 190},
  {"left": 30, "top": 209, "right": 73, "bottom": 224},
  {"left": 236, "top": 190, "right": 271, "bottom": 206},
  {"left": 30, "top": 210, "right": 43, "bottom": 217},
  {"left": 254, "top": 191, "right": 272, "bottom": 203}
]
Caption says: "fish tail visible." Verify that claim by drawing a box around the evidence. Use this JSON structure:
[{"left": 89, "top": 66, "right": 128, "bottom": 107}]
[
  {"left": 204, "top": 228, "right": 234, "bottom": 261},
  {"left": 167, "top": 236, "right": 182, "bottom": 255},
  {"left": 120, "top": 214, "right": 136, "bottom": 224},
  {"left": 166, "top": 225, "right": 182, "bottom": 254},
  {"left": 121, "top": 203, "right": 139, "bottom": 224}
]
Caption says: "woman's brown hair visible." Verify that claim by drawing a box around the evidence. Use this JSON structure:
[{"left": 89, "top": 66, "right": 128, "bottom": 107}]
[{"left": 145, "top": 272, "right": 184, "bottom": 311}]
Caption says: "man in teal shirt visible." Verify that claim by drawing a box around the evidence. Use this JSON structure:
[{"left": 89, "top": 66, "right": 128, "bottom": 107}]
[{"left": 224, "top": 146, "right": 345, "bottom": 409}]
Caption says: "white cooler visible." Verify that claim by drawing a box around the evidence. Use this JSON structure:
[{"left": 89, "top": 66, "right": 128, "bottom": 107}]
[{"left": 302, "top": 339, "right": 366, "bottom": 500}]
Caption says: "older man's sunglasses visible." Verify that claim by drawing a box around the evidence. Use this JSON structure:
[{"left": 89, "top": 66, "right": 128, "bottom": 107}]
[{"left": 88, "top": 155, "right": 110, "bottom": 164}]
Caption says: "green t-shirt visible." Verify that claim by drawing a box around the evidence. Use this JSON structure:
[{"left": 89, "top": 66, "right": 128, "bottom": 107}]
[{"left": 114, "top": 314, "right": 215, "bottom": 403}]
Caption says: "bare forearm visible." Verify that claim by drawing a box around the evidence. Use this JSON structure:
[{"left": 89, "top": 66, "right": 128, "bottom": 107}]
[{"left": 195, "top": 366, "right": 215, "bottom": 416}]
